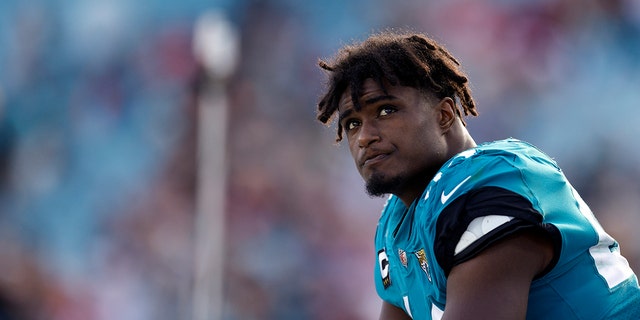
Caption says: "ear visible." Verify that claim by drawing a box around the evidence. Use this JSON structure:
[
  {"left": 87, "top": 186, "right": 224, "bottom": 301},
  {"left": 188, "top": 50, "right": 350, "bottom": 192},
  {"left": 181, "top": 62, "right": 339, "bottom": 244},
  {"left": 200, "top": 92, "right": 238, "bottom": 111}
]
[{"left": 437, "top": 97, "right": 457, "bottom": 131}]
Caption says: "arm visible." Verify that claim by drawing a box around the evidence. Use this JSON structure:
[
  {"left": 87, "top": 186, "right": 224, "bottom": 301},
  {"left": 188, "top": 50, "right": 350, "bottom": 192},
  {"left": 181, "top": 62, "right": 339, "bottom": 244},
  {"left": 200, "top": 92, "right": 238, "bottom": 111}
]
[
  {"left": 379, "top": 300, "right": 412, "bottom": 320},
  {"left": 442, "top": 228, "right": 554, "bottom": 320}
]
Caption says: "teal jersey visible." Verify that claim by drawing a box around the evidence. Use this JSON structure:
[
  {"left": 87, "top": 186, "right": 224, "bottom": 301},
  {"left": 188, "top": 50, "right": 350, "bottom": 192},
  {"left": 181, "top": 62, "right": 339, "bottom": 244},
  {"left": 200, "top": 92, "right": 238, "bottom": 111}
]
[{"left": 374, "top": 139, "right": 640, "bottom": 319}]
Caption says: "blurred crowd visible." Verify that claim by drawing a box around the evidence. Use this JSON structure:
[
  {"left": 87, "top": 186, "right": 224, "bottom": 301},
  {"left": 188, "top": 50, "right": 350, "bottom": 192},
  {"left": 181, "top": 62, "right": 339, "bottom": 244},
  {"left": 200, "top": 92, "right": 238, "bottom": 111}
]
[{"left": 0, "top": 0, "right": 639, "bottom": 319}]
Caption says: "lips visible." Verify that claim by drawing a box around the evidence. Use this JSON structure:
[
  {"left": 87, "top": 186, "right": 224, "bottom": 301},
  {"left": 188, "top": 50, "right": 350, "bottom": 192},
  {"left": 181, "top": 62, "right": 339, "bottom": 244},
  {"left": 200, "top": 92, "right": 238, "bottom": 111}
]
[
  {"left": 364, "top": 153, "right": 388, "bottom": 166},
  {"left": 360, "top": 150, "right": 391, "bottom": 168}
]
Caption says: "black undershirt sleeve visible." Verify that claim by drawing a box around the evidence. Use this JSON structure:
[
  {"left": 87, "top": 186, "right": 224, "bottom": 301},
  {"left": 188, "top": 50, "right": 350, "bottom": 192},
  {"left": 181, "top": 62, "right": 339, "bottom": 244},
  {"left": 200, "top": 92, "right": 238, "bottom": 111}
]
[{"left": 434, "top": 186, "right": 561, "bottom": 277}]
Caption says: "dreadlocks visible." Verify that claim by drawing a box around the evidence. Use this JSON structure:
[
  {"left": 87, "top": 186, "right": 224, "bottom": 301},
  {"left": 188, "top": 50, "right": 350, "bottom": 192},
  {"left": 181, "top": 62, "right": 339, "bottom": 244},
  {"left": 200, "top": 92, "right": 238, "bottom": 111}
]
[{"left": 317, "top": 30, "right": 478, "bottom": 141}]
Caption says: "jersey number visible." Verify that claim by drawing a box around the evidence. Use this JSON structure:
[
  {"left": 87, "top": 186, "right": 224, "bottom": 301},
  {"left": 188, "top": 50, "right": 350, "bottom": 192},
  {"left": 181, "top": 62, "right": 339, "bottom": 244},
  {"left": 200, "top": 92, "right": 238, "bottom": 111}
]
[{"left": 572, "top": 187, "right": 634, "bottom": 288}]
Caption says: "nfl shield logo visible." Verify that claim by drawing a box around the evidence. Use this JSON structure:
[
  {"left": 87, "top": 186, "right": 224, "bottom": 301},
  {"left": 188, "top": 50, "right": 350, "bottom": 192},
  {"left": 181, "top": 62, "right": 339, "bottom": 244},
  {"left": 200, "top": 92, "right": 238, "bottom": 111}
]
[{"left": 398, "top": 249, "right": 408, "bottom": 267}]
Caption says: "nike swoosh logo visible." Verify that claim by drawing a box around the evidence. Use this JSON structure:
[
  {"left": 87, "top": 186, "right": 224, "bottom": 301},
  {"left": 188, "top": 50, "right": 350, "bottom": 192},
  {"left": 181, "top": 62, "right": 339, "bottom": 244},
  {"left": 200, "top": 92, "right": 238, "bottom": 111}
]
[{"left": 441, "top": 175, "right": 472, "bottom": 204}]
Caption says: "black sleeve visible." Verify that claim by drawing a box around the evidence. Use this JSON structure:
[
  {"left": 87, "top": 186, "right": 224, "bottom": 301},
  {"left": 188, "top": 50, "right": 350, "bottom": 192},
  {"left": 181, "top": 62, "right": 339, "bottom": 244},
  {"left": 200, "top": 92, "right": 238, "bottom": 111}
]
[{"left": 434, "top": 186, "right": 561, "bottom": 276}]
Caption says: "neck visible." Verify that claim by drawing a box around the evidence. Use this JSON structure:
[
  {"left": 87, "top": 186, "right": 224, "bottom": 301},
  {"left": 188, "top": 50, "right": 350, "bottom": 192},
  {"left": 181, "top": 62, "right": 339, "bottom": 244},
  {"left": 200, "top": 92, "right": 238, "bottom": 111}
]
[{"left": 397, "top": 131, "right": 477, "bottom": 207}]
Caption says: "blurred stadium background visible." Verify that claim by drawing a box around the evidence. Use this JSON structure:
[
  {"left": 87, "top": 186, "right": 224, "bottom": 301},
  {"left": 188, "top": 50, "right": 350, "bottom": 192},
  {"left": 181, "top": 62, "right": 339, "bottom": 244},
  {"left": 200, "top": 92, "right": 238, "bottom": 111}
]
[{"left": 0, "top": 0, "right": 639, "bottom": 319}]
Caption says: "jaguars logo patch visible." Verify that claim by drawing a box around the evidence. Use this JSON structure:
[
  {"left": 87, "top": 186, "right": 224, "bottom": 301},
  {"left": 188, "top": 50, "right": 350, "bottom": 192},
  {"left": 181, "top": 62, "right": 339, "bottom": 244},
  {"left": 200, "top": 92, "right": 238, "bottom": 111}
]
[{"left": 415, "top": 249, "right": 431, "bottom": 282}]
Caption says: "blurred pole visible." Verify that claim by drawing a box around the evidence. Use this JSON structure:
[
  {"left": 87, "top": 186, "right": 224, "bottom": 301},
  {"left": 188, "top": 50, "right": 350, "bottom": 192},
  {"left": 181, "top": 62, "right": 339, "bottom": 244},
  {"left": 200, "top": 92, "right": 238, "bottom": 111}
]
[{"left": 192, "top": 10, "right": 239, "bottom": 320}]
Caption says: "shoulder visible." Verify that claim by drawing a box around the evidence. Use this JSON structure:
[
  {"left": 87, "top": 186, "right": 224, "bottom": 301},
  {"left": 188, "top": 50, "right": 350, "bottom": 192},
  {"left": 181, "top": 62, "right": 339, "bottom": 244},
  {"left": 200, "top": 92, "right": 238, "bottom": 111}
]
[
  {"left": 454, "top": 138, "right": 558, "bottom": 171},
  {"left": 426, "top": 139, "right": 561, "bottom": 274},
  {"left": 413, "top": 139, "right": 544, "bottom": 226},
  {"left": 436, "top": 139, "right": 561, "bottom": 203}
]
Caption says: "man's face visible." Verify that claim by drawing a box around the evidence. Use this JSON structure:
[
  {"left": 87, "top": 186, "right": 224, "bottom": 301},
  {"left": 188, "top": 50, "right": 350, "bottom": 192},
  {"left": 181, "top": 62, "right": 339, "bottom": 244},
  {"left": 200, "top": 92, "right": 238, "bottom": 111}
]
[{"left": 337, "top": 79, "right": 449, "bottom": 197}]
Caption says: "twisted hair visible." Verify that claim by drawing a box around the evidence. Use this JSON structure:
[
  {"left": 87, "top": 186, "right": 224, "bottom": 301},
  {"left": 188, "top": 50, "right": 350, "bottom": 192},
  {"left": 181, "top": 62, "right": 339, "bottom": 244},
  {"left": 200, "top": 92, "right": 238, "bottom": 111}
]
[{"left": 317, "top": 30, "right": 478, "bottom": 141}]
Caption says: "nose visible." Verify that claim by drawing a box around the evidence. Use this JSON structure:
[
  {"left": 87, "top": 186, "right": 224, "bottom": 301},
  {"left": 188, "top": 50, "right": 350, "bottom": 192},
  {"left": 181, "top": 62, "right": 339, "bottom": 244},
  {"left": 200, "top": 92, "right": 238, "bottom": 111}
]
[{"left": 356, "top": 121, "right": 380, "bottom": 148}]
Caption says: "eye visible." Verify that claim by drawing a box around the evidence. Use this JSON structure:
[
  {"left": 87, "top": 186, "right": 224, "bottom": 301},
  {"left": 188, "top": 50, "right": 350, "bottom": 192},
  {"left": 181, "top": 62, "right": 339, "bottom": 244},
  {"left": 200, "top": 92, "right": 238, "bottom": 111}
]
[
  {"left": 344, "top": 119, "right": 361, "bottom": 131},
  {"left": 378, "top": 105, "right": 397, "bottom": 117}
]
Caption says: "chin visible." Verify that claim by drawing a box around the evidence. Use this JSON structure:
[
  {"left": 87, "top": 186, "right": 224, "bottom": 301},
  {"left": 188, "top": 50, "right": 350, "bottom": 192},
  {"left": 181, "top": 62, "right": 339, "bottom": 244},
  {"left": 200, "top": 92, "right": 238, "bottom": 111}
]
[{"left": 365, "top": 172, "right": 404, "bottom": 197}]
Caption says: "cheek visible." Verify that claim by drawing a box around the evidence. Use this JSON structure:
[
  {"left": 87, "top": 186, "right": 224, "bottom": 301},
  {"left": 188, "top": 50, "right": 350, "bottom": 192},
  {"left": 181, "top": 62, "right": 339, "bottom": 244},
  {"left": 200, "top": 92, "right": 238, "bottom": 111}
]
[
  {"left": 347, "top": 139, "right": 361, "bottom": 165},
  {"left": 408, "top": 133, "right": 443, "bottom": 161},
  {"left": 347, "top": 138, "right": 357, "bottom": 156}
]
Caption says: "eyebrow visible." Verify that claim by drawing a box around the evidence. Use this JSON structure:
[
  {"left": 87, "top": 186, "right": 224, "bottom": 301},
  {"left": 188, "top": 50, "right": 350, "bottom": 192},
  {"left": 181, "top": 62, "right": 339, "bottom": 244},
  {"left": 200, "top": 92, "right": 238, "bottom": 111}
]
[
  {"left": 338, "top": 94, "right": 397, "bottom": 124},
  {"left": 338, "top": 108, "right": 354, "bottom": 125},
  {"left": 364, "top": 94, "right": 396, "bottom": 105}
]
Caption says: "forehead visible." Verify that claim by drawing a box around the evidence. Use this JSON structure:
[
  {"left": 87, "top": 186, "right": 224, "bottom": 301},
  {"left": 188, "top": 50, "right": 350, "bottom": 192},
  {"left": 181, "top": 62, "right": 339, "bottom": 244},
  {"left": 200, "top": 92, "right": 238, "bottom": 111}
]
[{"left": 338, "top": 79, "right": 387, "bottom": 111}]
